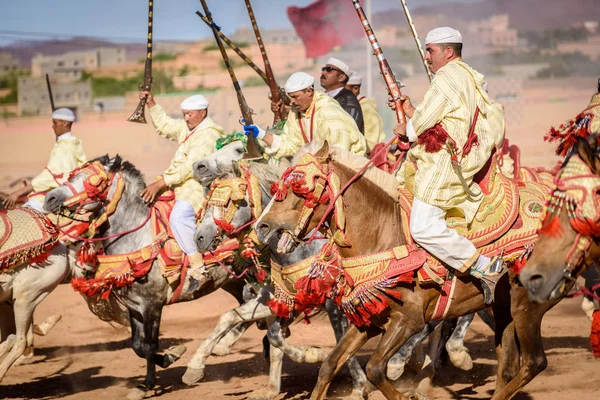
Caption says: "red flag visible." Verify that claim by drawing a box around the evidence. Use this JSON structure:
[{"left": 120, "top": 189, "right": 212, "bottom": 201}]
[{"left": 287, "top": 0, "right": 365, "bottom": 58}]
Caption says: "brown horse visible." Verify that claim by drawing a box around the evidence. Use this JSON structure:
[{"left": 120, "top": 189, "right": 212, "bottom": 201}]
[
  {"left": 257, "top": 141, "right": 559, "bottom": 400},
  {"left": 520, "top": 135, "right": 600, "bottom": 303}
]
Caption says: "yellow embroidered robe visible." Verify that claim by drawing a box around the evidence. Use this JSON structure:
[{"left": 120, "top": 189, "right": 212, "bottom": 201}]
[
  {"left": 149, "top": 104, "right": 227, "bottom": 212},
  {"left": 265, "top": 90, "right": 367, "bottom": 160},
  {"left": 359, "top": 96, "right": 385, "bottom": 151}
]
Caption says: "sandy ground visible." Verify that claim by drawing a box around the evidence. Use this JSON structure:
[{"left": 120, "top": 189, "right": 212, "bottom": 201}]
[{"left": 0, "top": 284, "right": 598, "bottom": 400}]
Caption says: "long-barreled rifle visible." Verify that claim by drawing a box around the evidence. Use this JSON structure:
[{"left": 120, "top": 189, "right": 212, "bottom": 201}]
[
  {"left": 398, "top": 0, "right": 432, "bottom": 82},
  {"left": 128, "top": 0, "right": 153, "bottom": 123},
  {"left": 198, "top": 0, "right": 262, "bottom": 159},
  {"left": 351, "top": 0, "right": 409, "bottom": 149},
  {"left": 45, "top": 73, "right": 55, "bottom": 111},
  {"left": 244, "top": 0, "right": 282, "bottom": 124}
]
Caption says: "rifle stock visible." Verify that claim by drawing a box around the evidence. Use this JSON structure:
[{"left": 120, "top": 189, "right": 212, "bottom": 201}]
[
  {"left": 198, "top": 0, "right": 262, "bottom": 159},
  {"left": 128, "top": 0, "right": 153, "bottom": 124}
]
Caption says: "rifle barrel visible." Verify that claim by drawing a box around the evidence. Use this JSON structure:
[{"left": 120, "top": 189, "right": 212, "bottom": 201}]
[
  {"left": 45, "top": 74, "right": 55, "bottom": 112},
  {"left": 127, "top": 0, "right": 153, "bottom": 124}
]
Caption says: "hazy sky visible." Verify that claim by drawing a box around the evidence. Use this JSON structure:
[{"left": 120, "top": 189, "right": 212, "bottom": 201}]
[{"left": 0, "top": 0, "right": 477, "bottom": 46}]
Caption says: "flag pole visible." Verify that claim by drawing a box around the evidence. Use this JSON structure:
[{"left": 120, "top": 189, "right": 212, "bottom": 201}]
[
  {"left": 365, "top": 0, "right": 373, "bottom": 97},
  {"left": 398, "top": 0, "right": 432, "bottom": 82}
]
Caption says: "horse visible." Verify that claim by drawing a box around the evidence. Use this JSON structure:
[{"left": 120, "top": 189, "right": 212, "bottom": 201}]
[
  {"left": 0, "top": 243, "right": 70, "bottom": 382},
  {"left": 520, "top": 135, "right": 600, "bottom": 303},
  {"left": 257, "top": 140, "right": 561, "bottom": 400},
  {"left": 43, "top": 155, "right": 252, "bottom": 400},
  {"left": 184, "top": 143, "right": 373, "bottom": 399}
]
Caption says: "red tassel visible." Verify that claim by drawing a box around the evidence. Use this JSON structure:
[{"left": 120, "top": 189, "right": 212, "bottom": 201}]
[
  {"left": 539, "top": 214, "right": 563, "bottom": 238},
  {"left": 417, "top": 124, "right": 449, "bottom": 153},
  {"left": 214, "top": 218, "right": 235, "bottom": 234},
  {"left": 28, "top": 251, "right": 51, "bottom": 264},
  {"left": 267, "top": 298, "right": 291, "bottom": 318},
  {"left": 510, "top": 258, "right": 527, "bottom": 275},
  {"left": 591, "top": 310, "right": 600, "bottom": 358},
  {"left": 255, "top": 267, "right": 268, "bottom": 283}
]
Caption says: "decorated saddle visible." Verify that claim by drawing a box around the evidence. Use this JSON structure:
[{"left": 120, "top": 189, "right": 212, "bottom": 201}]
[{"left": 0, "top": 208, "right": 59, "bottom": 272}]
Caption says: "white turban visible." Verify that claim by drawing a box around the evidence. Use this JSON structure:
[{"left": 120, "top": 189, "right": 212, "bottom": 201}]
[
  {"left": 180, "top": 94, "right": 209, "bottom": 110},
  {"left": 347, "top": 72, "right": 362, "bottom": 86},
  {"left": 284, "top": 72, "right": 315, "bottom": 93},
  {"left": 325, "top": 57, "right": 351, "bottom": 76},
  {"left": 425, "top": 27, "right": 463, "bottom": 45},
  {"left": 51, "top": 108, "right": 75, "bottom": 122}
]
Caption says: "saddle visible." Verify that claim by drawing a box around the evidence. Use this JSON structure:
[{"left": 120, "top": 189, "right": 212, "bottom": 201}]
[
  {"left": 403, "top": 151, "right": 548, "bottom": 283},
  {"left": 0, "top": 208, "right": 59, "bottom": 272}
]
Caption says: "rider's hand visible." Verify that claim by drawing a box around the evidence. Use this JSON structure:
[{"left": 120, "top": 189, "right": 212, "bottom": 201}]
[
  {"left": 140, "top": 90, "right": 155, "bottom": 108},
  {"left": 393, "top": 122, "right": 408, "bottom": 138},
  {"left": 387, "top": 94, "right": 415, "bottom": 119},
  {"left": 243, "top": 125, "right": 266, "bottom": 140},
  {"left": 4, "top": 192, "right": 20, "bottom": 209},
  {"left": 140, "top": 177, "right": 167, "bottom": 204}
]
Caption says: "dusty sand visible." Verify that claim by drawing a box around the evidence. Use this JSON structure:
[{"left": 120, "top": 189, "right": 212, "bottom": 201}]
[{"left": 1, "top": 284, "right": 599, "bottom": 399}]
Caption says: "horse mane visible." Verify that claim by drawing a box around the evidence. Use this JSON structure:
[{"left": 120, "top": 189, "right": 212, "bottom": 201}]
[{"left": 295, "top": 141, "right": 399, "bottom": 200}]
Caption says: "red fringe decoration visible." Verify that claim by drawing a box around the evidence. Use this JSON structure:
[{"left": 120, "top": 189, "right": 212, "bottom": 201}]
[
  {"left": 417, "top": 124, "right": 449, "bottom": 153},
  {"left": 255, "top": 266, "right": 268, "bottom": 283},
  {"left": 76, "top": 243, "right": 100, "bottom": 267},
  {"left": 28, "top": 248, "right": 53, "bottom": 264},
  {"left": 510, "top": 258, "right": 527, "bottom": 275},
  {"left": 591, "top": 310, "right": 600, "bottom": 358},
  {"left": 544, "top": 112, "right": 591, "bottom": 157},
  {"left": 267, "top": 298, "right": 291, "bottom": 318},
  {"left": 214, "top": 218, "right": 235, "bottom": 234},
  {"left": 539, "top": 214, "right": 563, "bottom": 238}
]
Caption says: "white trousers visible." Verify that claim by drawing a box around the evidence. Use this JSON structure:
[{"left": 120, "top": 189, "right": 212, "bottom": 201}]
[
  {"left": 169, "top": 200, "right": 198, "bottom": 256},
  {"left": 410, "top": 198, "right": 478, "bottom": 271}
]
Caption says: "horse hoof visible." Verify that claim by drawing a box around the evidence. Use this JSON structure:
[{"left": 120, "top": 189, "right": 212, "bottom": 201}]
[
  {"left": 403, "top": 391, "right": 430, "bottom": 400},
  {"left": 125, "top": 386, "right": 147, "bottom": 400},
  {"left": 182, "top": 367, "right": 205, "bottom": 385},
  {"left": 448, "top": 348, "right": 473, "bottom": 371},
  {"left": 386, "top": 361, "right": 406, "bottom": 381},
  {"left": 349, "top": 388, "right": 368, "bottom": 400},
  {"left": 167, "top": 345, "right": 187, "bottom": 360},
  {"left": 247, "top": 388, "right": 278, "bottom": 400},
  {"left": 33, "top": 314, "right": 62, "bottom": 336},
  {"left": 211, "top": 342, "right": 231, "bottom": 356}
]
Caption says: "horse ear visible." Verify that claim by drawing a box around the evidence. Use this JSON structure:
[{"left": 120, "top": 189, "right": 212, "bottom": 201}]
[{"left": 315, "top": 140, "right": 330, "bottom": 159}]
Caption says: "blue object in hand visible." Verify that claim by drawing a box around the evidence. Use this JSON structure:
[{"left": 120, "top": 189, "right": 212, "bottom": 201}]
[{"left": 243, "top": 125, "right": 259, "bottom": 138}]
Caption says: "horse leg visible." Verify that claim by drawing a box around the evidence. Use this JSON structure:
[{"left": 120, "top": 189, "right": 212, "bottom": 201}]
[
  {"left": 247, "top": 344, "right": 284, "bottom": 400},
  {"left": 492, "top": 294, "right": 554, "bottom": 399},
  {"left": 0, "top": 292, "right": 46, "bottom": 382},
  {"left": 211, "top": 321, "right": 254, "bottom": 356},
  {"left": 267, "top": 317, "right": 328, "bottom": 364},
  {"left": 365, "top": 316, "right": 425, "bottom": 400},
  {"left": 387, "top": 321, "right": 439, "bottom": 380},
  {"left": 183, "top": 298, "right": 273, "bottom": 385},
  {"left": 325, "top": 299, "right": 370, "bottom": 399},
  {"left": 445, "top": 313, "right": 475, "bottom": 370},
  {"left": 32, "top": 314, "right": 62, "bottom": 336},
  {"left": 310, "top": 324, "right": 372, "bottom": 400}
]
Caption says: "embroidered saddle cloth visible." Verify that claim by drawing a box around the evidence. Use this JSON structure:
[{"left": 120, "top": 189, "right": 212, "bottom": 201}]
[{"left": 0, "top": 208, "right": 59, "bottom": 272}]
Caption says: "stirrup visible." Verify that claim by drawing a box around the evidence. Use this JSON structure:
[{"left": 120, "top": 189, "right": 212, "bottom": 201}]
[{"left": 470, "top": 257, "right": 507, "bottom": 304}]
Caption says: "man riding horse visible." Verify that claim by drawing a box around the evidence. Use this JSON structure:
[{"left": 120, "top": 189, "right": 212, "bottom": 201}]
[
  {"left": 243, "top": 71, "right": 367, "bottom": 160},
  {"left": 139, "top": 90, "right": 228, "bottom": 289},
  {"left": 393, "top": 27, "right": 507, "bottom": 303},
  {"left": 4, "top": 108, "right": 87, "bottom": 212}
]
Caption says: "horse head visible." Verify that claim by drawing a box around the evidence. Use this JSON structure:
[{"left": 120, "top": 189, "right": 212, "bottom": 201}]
[
  {"left": 520, "top": 135, "right": 600, "bottom": 302},
  {"left": 256, "top": 141, "right": 335, "bottom": 254},
  {"left": 192, "top": 141, "right": 245, "bottom": 188},
  {"left": 44, "top": 154, "right": 122, "bottom": 214}
]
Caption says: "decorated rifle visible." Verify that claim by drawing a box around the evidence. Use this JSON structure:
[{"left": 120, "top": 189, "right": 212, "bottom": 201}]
[
  {"left": 198, "top": 0, "right": 262, "bottom": 159},
  {"left": 127, "top": 0, "right": 153, "bottom": 124},
  {"left": 196, "top": 11, "right": 269, "bottom": 85},
  {"left": 45, "top": 74, "right": 55, "bottom": 111},
  {"left": 244, "top": 0, "right": 283, "bottom": 123},
  {"left": 351, "top": 0, "right": 409, "bottom": 149}
]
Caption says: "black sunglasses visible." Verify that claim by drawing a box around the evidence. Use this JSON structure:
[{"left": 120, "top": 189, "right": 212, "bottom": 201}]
[{"left": 321, "top": 66, "right": 342, "bottom": 73}]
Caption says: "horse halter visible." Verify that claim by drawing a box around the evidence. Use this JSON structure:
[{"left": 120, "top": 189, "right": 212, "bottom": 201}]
[
  {"left": 270, "top": 153, "right": 350, "bottom": 247},
  {"left": 60, "top": 160, "right": 125, "bottom": 238},
  {"left": 198, "top": 164, "right": 263, "bottom": 237},
  {"left": 544, "top": 154, "right": 600, "bottom": 281}
]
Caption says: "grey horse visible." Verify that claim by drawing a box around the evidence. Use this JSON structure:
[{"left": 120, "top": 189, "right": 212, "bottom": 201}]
[{"left": 44, "top": 155, "right": 252, "bottom": 400}]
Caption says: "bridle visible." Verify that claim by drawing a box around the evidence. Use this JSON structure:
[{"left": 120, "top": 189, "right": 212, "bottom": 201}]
[
  {"left": 542, "top": 154, "right": 600, "bottom": 291},
  {"left": 270, "top": 153, "right": 350, "bottom": 247}
]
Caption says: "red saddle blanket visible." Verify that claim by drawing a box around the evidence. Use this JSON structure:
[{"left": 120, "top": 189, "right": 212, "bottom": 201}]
[{"left": 0, "top": 208, "right": 59, "bottom": 272}]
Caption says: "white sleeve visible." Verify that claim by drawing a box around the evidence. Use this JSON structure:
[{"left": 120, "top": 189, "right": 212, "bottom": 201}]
[
  {"left": 406, "top": 119, "right": 418, "bottom": 142},
  {"left": 264, "top": 133, "right": 283, "bottom": 155}
]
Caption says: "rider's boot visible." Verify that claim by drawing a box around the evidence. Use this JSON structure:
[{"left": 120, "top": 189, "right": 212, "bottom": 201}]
[
  {"left": 186, "top": 252, "right": 209, "bottom": 292},
  {"left": 469, "top": 255, "right": 507, "bottom": 305}
]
